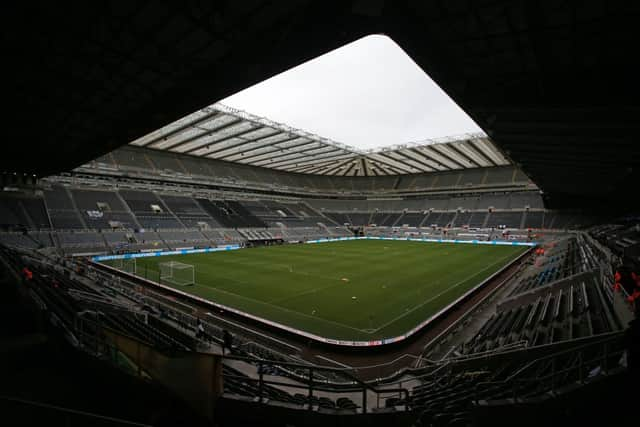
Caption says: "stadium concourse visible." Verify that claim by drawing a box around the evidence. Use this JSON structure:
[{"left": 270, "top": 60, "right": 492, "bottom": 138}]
[{"left": 0, "top": 131, "right": 636, "bottom": 426}]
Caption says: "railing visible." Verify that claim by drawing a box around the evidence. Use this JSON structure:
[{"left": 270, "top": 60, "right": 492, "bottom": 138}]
[
  {"left": 472, "top": 333, "right": 625, "bottom": 401},
  {"left": 73, "top": 313, "right": 410, "bottom": 414},
  {"left": 220, "top": 354, "right": 410, "bottom": 413},
  {"left": 379, "top": 330, "right": 625, "bottom": 398},
  {"left": 445, "top": 340, "right": 530, "bottom": 362}
]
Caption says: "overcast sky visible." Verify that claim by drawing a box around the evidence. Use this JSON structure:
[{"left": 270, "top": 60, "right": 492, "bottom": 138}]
[{"left": 220, "top": 35, "right": 483, "bottom": 150}]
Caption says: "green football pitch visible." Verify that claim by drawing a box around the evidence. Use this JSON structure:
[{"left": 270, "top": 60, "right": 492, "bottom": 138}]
[{"left": 103, "top": 240, "right": 527, "bottom": 341}]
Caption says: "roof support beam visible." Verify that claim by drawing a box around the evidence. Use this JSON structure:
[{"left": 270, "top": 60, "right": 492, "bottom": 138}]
[
  {"left": 130, "top": 110, "right": 219, "bottom": 147},
  {"left": 375, "top": 152, "right": 423, "bottom": 173},
  {"left": 409, "top": 147, "right": 455, "bottom": 170},
  {"left": 457, "top": 140, "right": 497, "bottom": 166},
  {"left": 213, "top": 134, "right": 299, "bottom": 160},
  {"left": 361, "top": 158, "right": 372, "bottom": 176},
  {"left": 366, "top": 153, "right": 416, "bottom": 174},
  {"left": 273, "top": 152, "right": 356, "bottom": 170},
  {"left": 199, "top": 129, "right": 282, "bottom": 157},
  {"left": 232, "top": 141, "right": 321, "bottom": 164},
  {"left": 250, "top": 143, "right": 341, "bottom": 165},
  {"left": 286, "top": 157, "right": 344, "bottom": 172},
  {"left": 342, "top": 162, "right": 358, "bottom": 176},
  {"left": 470, "top": 138, "right": 509, "bottom": 165},
  {"left": 427, "top": 145, "right": 468, "bottom": 169},
  {"left": 266, "top": 151, "right": 354, "bottom": 169},
  {"left": 160, "top": 118, "right": 244, "bottom": 152},
  {"left": 381, "top": 150, "right": 437, "bottom": 173},
  {"left": 446, "top": 143, "right": 482, "bottom": 168},
  {"left": 182, "top": 125, "right": 269, "bottom": 155},
  {"left": 293, "top": 162, "right": 334, "bottom": 174},
  {"left": 393, "top": 150, "right": 437, "bottom": 172},
  {"left": 320, "top": 158, "right": 359, "bottom": 176}
]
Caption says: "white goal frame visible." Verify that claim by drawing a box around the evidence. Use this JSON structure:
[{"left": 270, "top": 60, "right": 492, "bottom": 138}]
[{"left": 159, "top": 261, "right": 195, "bottom": 286}]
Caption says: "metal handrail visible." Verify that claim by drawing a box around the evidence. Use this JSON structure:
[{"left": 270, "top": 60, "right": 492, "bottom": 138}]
[
  {"left": 74, "top": 309, "right": 409, "bottom": 413},
  {"left": 471, "top": 333, "right": 625, "bottom": 401},
  {"left": 222, "top": 353, "right": 404, "bottom": 391},
  {"left": 223, "top": 368, "right": 410, "bottom": 412},
  {"left": 442, "top": 340, "right": 530, "bottom": 362}
]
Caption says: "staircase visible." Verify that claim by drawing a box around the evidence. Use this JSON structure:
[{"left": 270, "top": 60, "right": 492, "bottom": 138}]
[
  {"left": 114, "top": 191, "right": 142, "bottom": 229},
  {"left": 391, "top": 212, "right": 405, "bottom": 227},
  {"left": 482, "top": 212, "right": 491, "bottom": 228},
  {"left": 64, "top": 188, "right": 87, "bottom": 229}
]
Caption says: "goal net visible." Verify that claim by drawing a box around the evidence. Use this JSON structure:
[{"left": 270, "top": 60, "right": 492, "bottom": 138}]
[
  {"left": 113, "top": 258, "right": 136, "bottom": 275},
  {"left": 159, "top": 261, "right": 195, "bottom": 286}
]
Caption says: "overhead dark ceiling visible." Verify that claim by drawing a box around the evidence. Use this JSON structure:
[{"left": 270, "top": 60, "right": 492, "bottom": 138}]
[{"left": 3, "top": 1, "right": 639, "bottom": 208}]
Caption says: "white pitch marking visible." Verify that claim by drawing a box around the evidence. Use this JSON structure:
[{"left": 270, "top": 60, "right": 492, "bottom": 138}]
[
  {"left": 370, "top": 251, "right": 518, "bottom": 333},
  {"left": 194, "top": 283, "right": 369, "bottom": 334}
]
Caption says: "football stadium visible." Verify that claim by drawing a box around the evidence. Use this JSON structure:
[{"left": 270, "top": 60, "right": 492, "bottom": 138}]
[{"left": 1, "top": 3, "right": 638, "bottom": 427}]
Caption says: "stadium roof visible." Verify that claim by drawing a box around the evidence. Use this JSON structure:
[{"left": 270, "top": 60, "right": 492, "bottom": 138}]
[
  {"left": 6, "top": 2, "right": 639, "bottom": 207},
  {"left": 130, "top": 104, "right": 509, "bottom": 177}
]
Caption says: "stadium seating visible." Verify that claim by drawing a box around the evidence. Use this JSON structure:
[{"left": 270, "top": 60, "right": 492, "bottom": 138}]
[
  {"left": 55, "top": 231, "right": 108, "bottom": 254},
  {"left": 197, "top": 199, "right": 266, "bottom": 228},
  {"left": 159, "top": 194, "right": 220, "bottom": 228},
  {"left": 484, "top": 212, "right": 523, "bottom": 228},
  {"left": 395, "top": 212, "right": 426, "bottom": 227},
  {"left": 0, "top": 231, "right": 52, "bottom": 249},
  {"left": 452, "top": 212, "right": 472, "bottom": 227},
  {"left": 523, "top": 211, "right": 544, "bottom": 228},
  {"left": 0, "top": 193, "right": 50, "bottom": 230},
  {"left": 462, "top": 276, "right": 611, "bottom": 354},
  {"left": 507, "top": 239, "right": 587, "bottom": 296},
  {"left": 476, "top": 194, "right": 509, "bottom": 210},
  {"left": 157, "top": 229, "right": 212, "bottom": 249},
  {"left": 407, "top": 334, "right": 625, "bottom": 426},
  {"left": 71, "top": 188, "right": 138, "bottom": 230},
  {"left": 590, "top": 223, "right": 640, "bottom": 260},
  {"left": 420, "top": 234, "right": 621, "bottom": 374},
  {"left": 239, "top": 200, "right": 324, "bottom": 228},
  {"left": 44, "top": 186, "right": 86, "bottom": 229},
  {"left": 0, "top": 198, "right": 30, "bottom": 229},
  {"left": 0, "top": 178, "right": 592, "bottom": 258},
  {"left": 90, "top": 146, "right": 534, "bottom": 196},
  {"left": 510, "top": 191, "right": 544, "bottom": 209},
  {"left": 119, "top": 190, "right": 184, "bottom": 229}
]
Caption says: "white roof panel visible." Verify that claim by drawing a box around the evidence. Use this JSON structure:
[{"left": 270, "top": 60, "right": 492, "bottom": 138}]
[{"left": 127, "top": 103, "right": 510, "bottom": 176}]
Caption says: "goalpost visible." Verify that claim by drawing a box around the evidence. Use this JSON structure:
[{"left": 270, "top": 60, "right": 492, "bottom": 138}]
[{"left": 159, "top": 261, "right": 195, "bottom": 287}]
